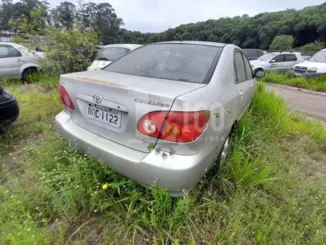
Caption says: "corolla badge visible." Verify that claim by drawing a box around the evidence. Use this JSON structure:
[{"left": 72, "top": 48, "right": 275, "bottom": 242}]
[{"left": 93, "top": 93, "right": 103, "bottom": 104}]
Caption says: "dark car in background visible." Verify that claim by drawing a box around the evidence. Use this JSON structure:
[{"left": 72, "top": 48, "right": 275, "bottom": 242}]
[
  {"left": 0, "top": 86, "right": 19, "bottom": 132},
  {"left": 242, "top": 49, "right": 265, "bottom": 61}
]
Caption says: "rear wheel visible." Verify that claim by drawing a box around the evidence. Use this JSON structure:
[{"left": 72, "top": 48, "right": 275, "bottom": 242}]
[
  {"left": 22, "top": 67, "right": 38, "bottom": 82},
  {"left": 216, "top": 124, "right": 237, "bottom": 170}
]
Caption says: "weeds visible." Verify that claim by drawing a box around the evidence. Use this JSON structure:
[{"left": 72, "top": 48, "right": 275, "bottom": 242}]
[
  {"left": 1, "top": 81, "right": 326, "bottom": 244},
  {"left": 261, "top": 71, "right": 326, "bottom": 92}
]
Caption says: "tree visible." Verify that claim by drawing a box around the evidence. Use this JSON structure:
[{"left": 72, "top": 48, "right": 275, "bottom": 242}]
[
  {"left": 79, "top": 2, "right": 124, "bottom": 44},
  {"left": 269, "top": 35, "right": 295, "bottom": 51},
  {"left": 50, "top": 1, "right": 76, "bottom": 30}
]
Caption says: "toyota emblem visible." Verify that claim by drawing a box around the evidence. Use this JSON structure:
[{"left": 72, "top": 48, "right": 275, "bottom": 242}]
[{"left": 93, "top": 93, "right": 103, "bottom": 104}]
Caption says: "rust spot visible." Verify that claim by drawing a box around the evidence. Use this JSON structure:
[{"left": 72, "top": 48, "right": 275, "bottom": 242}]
[{"left": 76, "top": 77, "right": 127, "bottom": 88}]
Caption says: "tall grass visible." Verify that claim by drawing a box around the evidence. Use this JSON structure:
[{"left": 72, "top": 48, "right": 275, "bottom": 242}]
[
  {"left": 1, "top": 82, "right": 326, "bottom": 244},
  {"left": 262, "top": 71, "right": 326, "bottom": 92}
]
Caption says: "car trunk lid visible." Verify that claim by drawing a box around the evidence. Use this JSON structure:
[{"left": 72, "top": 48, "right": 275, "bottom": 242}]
[{"left": 60, "top": 70, "right": 205, "bottom": 152}]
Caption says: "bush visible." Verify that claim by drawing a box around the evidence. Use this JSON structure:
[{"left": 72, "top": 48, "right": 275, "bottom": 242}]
[
  {"left": 41, "top": 28, "right": 99, "bottom": 74},
  {"left": 298, "top": 41, "right": 325, "bottom": 53}
]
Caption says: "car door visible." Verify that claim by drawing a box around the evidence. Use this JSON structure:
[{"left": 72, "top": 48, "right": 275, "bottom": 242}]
[
  {"left": 234, "top": 50, "right": 251, "bottom": 116},
  {"left": 0, "top": 44, "right": 23, "bottom": 79},
  {"left": 284, "top": 54, "right": 297, "bottom": 71},
  {"left": 269, "top": 54, "right": 285, "bottom": 72}
]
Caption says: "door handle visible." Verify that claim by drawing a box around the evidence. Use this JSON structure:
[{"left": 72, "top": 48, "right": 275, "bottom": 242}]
[
  {"left": 239, "top": 90, "right": 244, "bottom": 97},
  {"left": 250, "top": 84, "right": 254, "bottom": 88}
]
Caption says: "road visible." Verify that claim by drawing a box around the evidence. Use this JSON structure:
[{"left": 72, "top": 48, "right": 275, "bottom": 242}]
[{"left": 266, "top": 83, "right": 326, "bottom": 122}]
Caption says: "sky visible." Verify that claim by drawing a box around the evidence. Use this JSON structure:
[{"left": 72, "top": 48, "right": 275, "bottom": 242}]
[{"left": 51, "top": 0, "right": 325, "bottom": 33}]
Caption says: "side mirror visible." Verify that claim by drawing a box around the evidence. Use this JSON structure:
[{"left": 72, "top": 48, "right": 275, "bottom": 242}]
[
  {"left": 254, "top": 70, "right": 265, "bottom": 78},
  {"left": 270, "top": 59, "right": 276, "bottom": 63}
]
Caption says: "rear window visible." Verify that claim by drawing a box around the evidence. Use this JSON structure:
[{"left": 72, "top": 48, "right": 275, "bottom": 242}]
[
  {"left": 104, "top": 44, "right": 222, "bottom": 84},
  {"left": 96, "top": 47, "right": 130, "bottom": 61}
]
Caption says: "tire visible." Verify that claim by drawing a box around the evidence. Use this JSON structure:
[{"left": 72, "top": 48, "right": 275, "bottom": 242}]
[
  {"left": 254, "top": 68, "right": 264, "bottom": 75},
  {"left": 22, "top": 67, "right": 38, "bottom": 82},
  {"left": 216, "top": 124, "right": 237, "bottom": 170}
]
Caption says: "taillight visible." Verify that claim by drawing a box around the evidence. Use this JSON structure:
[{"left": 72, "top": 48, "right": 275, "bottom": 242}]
[
  {"left": 59, "top": 84, "right": 75, "bottom": 110},
  {"left": 137, "top": 111, "right": 210, "bottom": 143}
]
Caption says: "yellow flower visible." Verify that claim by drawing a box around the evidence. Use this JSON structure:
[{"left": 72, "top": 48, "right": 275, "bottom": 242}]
[{"left": 102, "top": 183, "right": 109, "bottom": 190}]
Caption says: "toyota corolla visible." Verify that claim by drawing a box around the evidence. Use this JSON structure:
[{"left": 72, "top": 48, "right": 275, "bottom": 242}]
[{"left": 55, "top": 41, "right": 264, "bottom": 196}]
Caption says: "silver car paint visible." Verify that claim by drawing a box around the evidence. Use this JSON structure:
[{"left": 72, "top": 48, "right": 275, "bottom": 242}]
[
  {"left": 0, "top": 42, "right": 42, "bottom": 79},
  {"left": 55, "top": 42, "right": 256, "bottom": 196}
]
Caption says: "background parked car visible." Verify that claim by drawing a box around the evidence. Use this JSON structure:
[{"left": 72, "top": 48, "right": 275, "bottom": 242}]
[
  {"left": 87, "top": 44, "right": 142, "bottom": 71},
  {"left": 250, "top": 52, "right": 304, "bottom": 74},
  {"left": 242, "top": 49, "right": 265, "bottom": 61},
  {"left": 293, "top": 49, "right": 326, "bottom": 77},
  {"left": 0, "top": 86, "right": 19, "bottom": 132},
  {"left": 56, "top": 41, "right": 264, "bottom": 196},
  {"left": 0, "top": 42, "right": 43, "bottom": 81}
]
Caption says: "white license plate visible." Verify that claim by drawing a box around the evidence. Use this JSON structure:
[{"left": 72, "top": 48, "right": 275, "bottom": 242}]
[{"left": 86, "top": 104, "right": 121, "bottom": 128}]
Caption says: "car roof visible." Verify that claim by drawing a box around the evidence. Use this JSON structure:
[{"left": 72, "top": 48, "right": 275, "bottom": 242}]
[
  {"left": 103, "top": 44, "right": 143, "bottom": 50},
  {"left": 321, "top": 49, "right": 326, "bottom": 51},
  {"left": 156, "top": 41, "right": 226, "bottom": 47},
  {"left": 0, "top": 42, "right": 23, "bottom": 48}
]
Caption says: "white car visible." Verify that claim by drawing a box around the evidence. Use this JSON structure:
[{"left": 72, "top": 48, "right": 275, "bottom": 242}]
[
  {"left": 87, "top": 44, "right": 142, "bottom": 71},
  {"left": 0, "top": 42, "right": 43, "bottom": 80},
  {"left": 250, "top": 52, "right": 304, "bottom": 74},
  {"left": 293, "top": 49, "right": 326, "bottom": 77}
]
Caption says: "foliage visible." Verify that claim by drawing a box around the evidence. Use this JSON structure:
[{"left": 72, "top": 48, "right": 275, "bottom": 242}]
[
  {"left": 0, "top": 0, "right": 124, "bottom": 45},
  {"left": 269, "top": 35, "right": 295, "bottom": 51},
  {"left": 261, "top": 71, "right": 326, "bottom": 92},
  {"left": 119, "top": 4, "right": 326, "bottom": 50},
  {"left": 39, "top": 28, "right": 98, "bottom": 73},
  {"left": 297, "top": 41, "right": 325, "bottom": 53}
]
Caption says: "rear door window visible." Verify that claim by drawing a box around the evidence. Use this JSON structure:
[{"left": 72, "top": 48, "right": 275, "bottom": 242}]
[
  {"left": 285, "top": 54, "right": 297, "bottom": 62},
  {"left": 104, "top": 44, "right": 223, "bottom": 84},
  {"left": 273, "top": 55, "right": 285, "bottom": 62},
  {"left": 234, "top": 51, "right": 247, "bottom": 83}
]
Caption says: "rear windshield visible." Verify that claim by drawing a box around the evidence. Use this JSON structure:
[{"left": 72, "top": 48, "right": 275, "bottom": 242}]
[
  {"left": 104, "top": 44, "right": 222, "bottom": 84},
  {"left": 96, "top": 47, "right": 130, "bottom": 61}
]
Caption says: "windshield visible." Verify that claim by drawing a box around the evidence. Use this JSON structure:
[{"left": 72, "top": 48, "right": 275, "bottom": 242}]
[
  {"left": 104, "top": 44, "right": 222, "bottom": 84},
  {"left": 96, "top": 47, "right": 130, "bottom": 61},
  {"left": 309, "top": 51, "right": 326, "bottom": 63},
  {"left": 259, "top": 53, "right": 275, "bottom": 61}
]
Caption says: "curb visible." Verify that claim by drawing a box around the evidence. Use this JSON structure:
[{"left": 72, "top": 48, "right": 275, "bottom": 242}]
[{"left": 264, "top": 82, "right": 326, "bottom": 97}]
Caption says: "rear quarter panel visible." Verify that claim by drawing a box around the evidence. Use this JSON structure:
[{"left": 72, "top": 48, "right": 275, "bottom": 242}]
[{"left": 155, "top": 45, "right": 240, "bottom": 156}]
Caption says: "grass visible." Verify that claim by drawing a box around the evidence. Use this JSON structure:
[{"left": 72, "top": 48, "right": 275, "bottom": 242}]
[
  {"left": 261, "top": 71, "right": 326, "bottom": 92},
  {"left": 1, "top": 77, "right": 326, "bottom": 244}
]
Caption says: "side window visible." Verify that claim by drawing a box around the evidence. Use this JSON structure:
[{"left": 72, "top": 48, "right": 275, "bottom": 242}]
[
  {"left": 285, "top": 54, "right": 297, "bottom": 62},
  {"left": 234, "top": 51, "right": 246, "bottom": 83},
  {"left": 242, "top": 53, "right": 253, "bottom": 79},
  {"left": 272, "top": 55, "right": 284, "bottom": 62},
  {"left": 0, "top": 46, "right": 22, "bottom": 58},
  {"left": 0, "top": 46, "right": 9, "bottom": 58}
]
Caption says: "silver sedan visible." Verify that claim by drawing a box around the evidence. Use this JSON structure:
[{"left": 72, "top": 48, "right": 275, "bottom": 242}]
[{"left": 55, "top": 41, "right": 264, "bottom": 196}]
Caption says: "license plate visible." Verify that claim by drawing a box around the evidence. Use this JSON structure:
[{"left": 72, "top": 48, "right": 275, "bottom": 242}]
[{"left": 86, "top": 104, "right": 121, "bottom": 128}]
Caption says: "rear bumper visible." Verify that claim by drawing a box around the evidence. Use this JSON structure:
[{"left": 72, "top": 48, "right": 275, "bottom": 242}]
[{"left": 55, "top": 111, "right": 220, "bottom": 196}]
